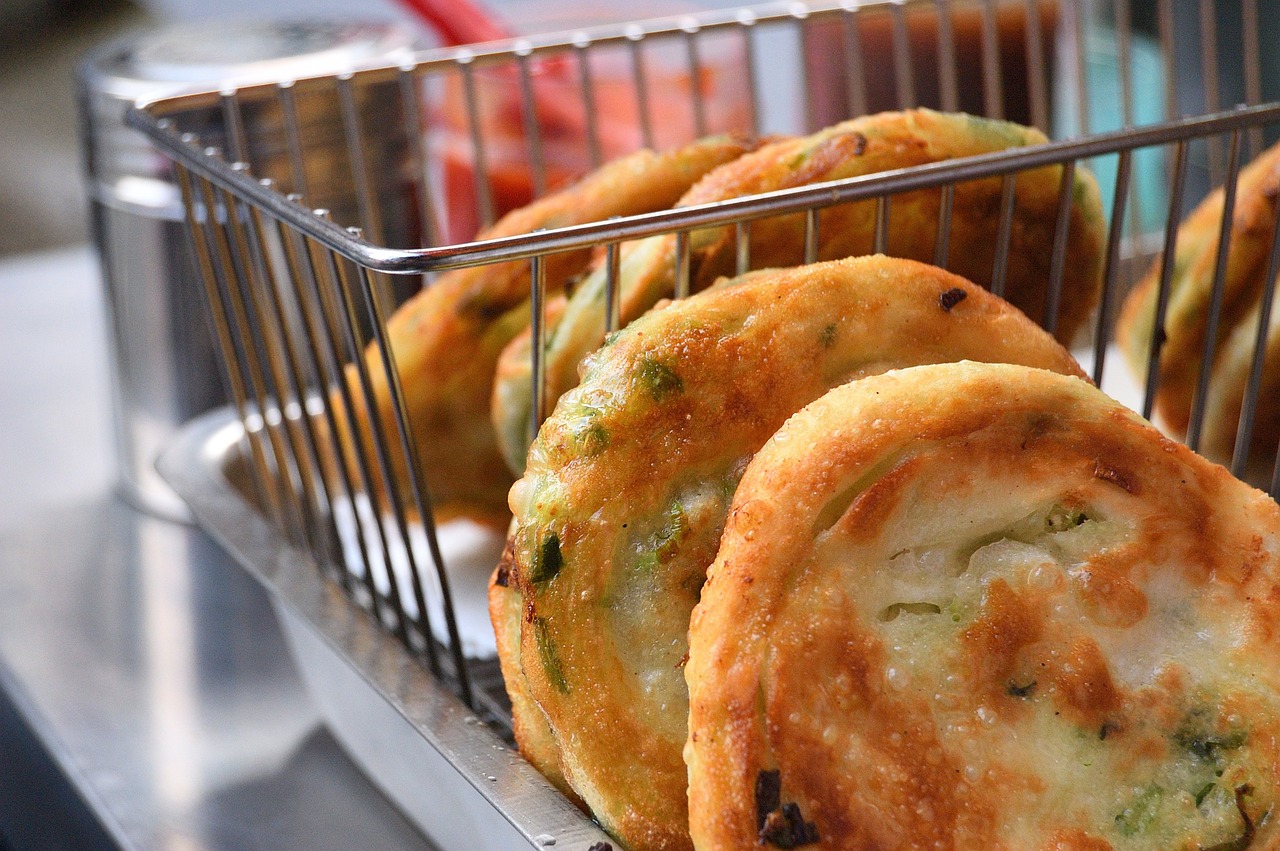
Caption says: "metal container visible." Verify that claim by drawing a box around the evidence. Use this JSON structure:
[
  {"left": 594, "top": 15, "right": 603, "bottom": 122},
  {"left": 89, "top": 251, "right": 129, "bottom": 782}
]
[{"left": 79, "top": 19, "right": 417, "bottom": 520}]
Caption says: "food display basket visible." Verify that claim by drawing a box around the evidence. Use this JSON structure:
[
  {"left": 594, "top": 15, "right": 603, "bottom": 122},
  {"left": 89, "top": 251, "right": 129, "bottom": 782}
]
[{"left": 131, "top": 1, "right": 1280, "bottom": 847}]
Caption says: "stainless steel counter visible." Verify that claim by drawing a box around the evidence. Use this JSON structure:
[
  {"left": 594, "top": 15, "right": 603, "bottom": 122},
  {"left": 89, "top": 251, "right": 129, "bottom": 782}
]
[{"left": 0, "top": 245, "right": 430, "bottom": 850}]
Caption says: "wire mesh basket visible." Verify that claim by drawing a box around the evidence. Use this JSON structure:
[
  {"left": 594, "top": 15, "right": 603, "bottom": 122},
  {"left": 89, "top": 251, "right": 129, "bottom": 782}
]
[{"left": 131, "top": 0, "right": 1280, "bottom": 846}]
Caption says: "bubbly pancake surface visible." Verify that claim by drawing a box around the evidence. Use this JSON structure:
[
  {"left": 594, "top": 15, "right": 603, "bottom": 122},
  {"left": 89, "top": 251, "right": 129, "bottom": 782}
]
[
  {"left": 504, "top": 257, "right": 1087, "bottom": 851},
  {"left": 685, "top": 362, "right": 1280, "bottom": 851}
]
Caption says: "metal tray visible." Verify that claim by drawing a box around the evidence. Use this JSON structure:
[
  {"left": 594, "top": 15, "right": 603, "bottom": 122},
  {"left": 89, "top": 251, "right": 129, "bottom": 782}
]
[{"left": 158, "top": 408, "right": 614, "bottom": 851}]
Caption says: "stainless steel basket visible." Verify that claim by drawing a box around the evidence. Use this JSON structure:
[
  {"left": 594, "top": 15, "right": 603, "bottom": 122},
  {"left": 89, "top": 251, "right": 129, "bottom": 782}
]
[{"left": 132, "top": 1, "right": 1280, "bottom": 847}]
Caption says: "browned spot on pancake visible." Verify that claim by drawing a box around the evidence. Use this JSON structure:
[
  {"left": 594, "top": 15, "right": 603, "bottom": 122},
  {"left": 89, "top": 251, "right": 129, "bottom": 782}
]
[
  {"left": 783, "top": 131, "right": 876, "bottom": 188},
  {"left": 962, "top": 579, "right": 1044, "bottom": 703},
  {"left": 1044, "top": 827, "right": 1114, "bottom": 850},
  {"left": 494, "top": 534, "right": 518, "bottom": 588},
  {"left": 939, "top": 287, "right": 968, "bottom": 311},
  {"left": 1093, "top": 459, "right": 1136, "bottom": 493},
  {"left": 1070, "top": 556, "right": 1149, "bottom": 629},
  {"left": 1020, "top": 414, "right": 1063, "bottom": 450},
  {"left": 1048, "top": 637, "right": 1121, "bottom": 729},
  {"left": 837, "top": 456, "right": 923, "bottom": 541}
]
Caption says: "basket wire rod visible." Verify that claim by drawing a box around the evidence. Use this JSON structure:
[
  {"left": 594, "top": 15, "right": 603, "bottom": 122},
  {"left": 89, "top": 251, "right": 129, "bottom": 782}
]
[
  {"left": 1232, "top": 203, "right": 1280, "bottom": 478},
  {"left": 276, "top": 202, "right": 374, "bottom": 595},
  {"left": 1142, "top": 138, "right": 1192, "bottom": 421},
  {"left": 529, "top": 251, "right": 549, "bottom": 440},
  {"left": 131, "top": 102, "right": 1280, "bottom": 275},
  {"left": 1024, "top": 0, "right": 1048, "bottom": 133},
  {"left": 242, "top": 183, "right": 340, "bottom": 540},
  {"left": 1111, "top": 0, "right": 1145, "bottom": 245},
  {"left": 276, "top": 81, "right": 308, "bottom": 197},
  {"left": 574, "top": 39, "right": 604, "bottom": 169},
  {"left": 241, "top": 203, "right": 339, "bottom": 566},
  {"left": 933, "top": 182, "right": 953, "bottom": 269},
  {"left": 935, "top": 0, "right": 959, "bottom": 114},
  {"left": 1090, "top": 148, "right": 1133, "bottom": 386},
  {"left": 213, "top": 182, "right": 314, "bottom": 547},
  {"left": 459, "top": 59, "right": 497, "bottom": 233},
  {"left": 604, "top": 236, "right": 622, "bottom": 332},
  {"left": 301, "top": 218, "right": 393, "bottom": 629},
  {"left": 1042, "top": 158, "right": 1077, "bottom": 338},
  {"left": 979, "top": 0, "right": 1003, "bottom": 121},
  {"left": 841, "top": 4, "right": 868, "bottom": 121},
  {"left": 398, "top": 63, "right": 440, "bottom": 251},
  {"left": 794, "top": 7, "right": 817, "bottom": 133},
  {"left": 684, "top": 25, "right": 709, "bottom": 138},
  {"left": 1199, "top": 0, "right": 1223, "bottom": 188},
  {"left": 336, "top": 74, "right": 386, "bottom": 248},
  {"left": 735, "top": 219, "right": 752, "bottom": 274},
  {"left": 326, "top": 247, "right": 417, "bottom": 650},
  {"left": 1113, "top": 0, "right": 1134, "bottom": 129},
  {"left": 1242, "top": 0, "right": 1263, "bottom": 157},
  {"left": 873, "top": 194, "right": 890, "bottom": 255},
  {"left": 674, "top": 229, "right": 693, "bottom": 299},
  {"left": 627, "top": 32, "right": 656, "bottom": 150},
  {"left": 515, "top": 51, "right": 548, "bottom": 200},
  {"left": 1157, "top": 0, "right": 1177, "bottom": 124},
  {"left": 1271, "top": 431, "right": 1280, "bottom": 504},
  {"left": 737, "top": 11, "right": 752, "bottom": 137},
  {"left": 220, "top": 89, "right": 251, "bottom": 167},
  {"left": 803, "top": 207, "right": 820, "bottom": 265},
  {"left": 990, "top": 173, "right": 1016, "bottom": 299},
  {"left": 1187, "top": 129, "right": 1245, "bottom": 452},
  {"left": 246, "top": 192, "right": 349, "bottom": 585},
  {"left": 354, "top": 258, "right": 466, "bottom": 696},
  {"left": 195, "top": 172, "right": 302, "bottom": 538},
  {"left": 1069, "top": 0, "right": 1088, "bottom": 137},
  {"left": 890, "top": 0, "right": 915, "bottom": 109},
  {"left": 176, "top": 164, "right": 284, "bottom": 529},
  {"left": 220, "top": 177, "right": 322, "bottom": 554}
]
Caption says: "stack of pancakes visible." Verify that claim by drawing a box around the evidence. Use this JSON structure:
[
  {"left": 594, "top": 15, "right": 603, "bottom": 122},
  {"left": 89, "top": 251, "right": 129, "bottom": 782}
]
[
  {"left": 501, "top": 259, "right": 1280, "bottom": 850},
  {"left": 355, "top": 108, "right": 1280, "bottom": 849}
]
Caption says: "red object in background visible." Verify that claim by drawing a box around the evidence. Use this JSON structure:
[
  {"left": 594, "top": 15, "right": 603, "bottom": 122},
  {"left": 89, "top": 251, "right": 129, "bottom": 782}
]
[
  {"left": 397, "top": 0, "right": 750, "bottom": 245},
  {"left": 429, "top": 44, "right": 750, "bottom": 244},
  {"left": 396, "top": 0, "right": 512, "bottom": 44}
]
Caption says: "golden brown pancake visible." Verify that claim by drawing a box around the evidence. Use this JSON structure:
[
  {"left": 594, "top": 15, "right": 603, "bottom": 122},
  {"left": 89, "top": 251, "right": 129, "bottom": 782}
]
[
  {"left": 337, "top": 135, "right": 758, "bottom": 524},
  {"left": 1116, "top": 138, "right": 1280, "bottom": 439},
  {"left": 492, "top": 108, "right": 1107, "bottom": 474},
  {"left": 686, "top": 361, "right": 1280, "bottom": 850},
  {"left": 503, "top": 257, "right": 1086, "bottom": 851},
  {"left": 1200, "top": 290, "right": 1280, "bottom": 472}
]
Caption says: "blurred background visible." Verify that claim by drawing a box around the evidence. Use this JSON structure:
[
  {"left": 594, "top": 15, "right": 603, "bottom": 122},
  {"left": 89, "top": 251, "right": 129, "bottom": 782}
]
[
  {"left": 0, "top": 0, "right": 149, "bottom": 256},
  {"left": 0, "top": 0, "right": 432, "bottom": 258}
]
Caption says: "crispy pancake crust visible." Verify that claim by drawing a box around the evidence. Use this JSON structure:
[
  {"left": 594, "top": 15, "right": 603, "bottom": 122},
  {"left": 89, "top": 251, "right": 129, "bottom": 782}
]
[
  {"left": 339, "top": 136, "right": 757, "bottom": 523},
  {"left": 686, "top": 362, "right": 1280, "bottom": 851},
  {"left": 492, "top": 108, "right": 1106, "bottom": 473},
  {"left": 1116, "top": 138, "right": 1280, "bottom": 438},
  {"left": 505, "top": 257, "right": 1086, "bottom": 851},
  {"left": 1201, "top": 294, "right": 1280, "bottom": 470},
  {"left": 488, "top": 549, "right": 580, "bottom": 806}
]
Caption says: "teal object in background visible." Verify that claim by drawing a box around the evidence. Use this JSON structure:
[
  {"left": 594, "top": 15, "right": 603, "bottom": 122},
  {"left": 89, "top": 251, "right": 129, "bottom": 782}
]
[{"left": 1054, "top": 25, "right": 1166, "bottom": 234}]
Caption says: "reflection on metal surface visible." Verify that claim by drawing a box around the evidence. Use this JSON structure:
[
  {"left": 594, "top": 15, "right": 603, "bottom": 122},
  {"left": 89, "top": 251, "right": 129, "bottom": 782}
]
[
  {"left": 159, "top": 410, "right": 612, "bottom": 850},
  {"left": 140, "top": 519, "right": 202, "bottom": 812},
  {"left": 0, "top": 498, "right": 428, "bottom": 849}
]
